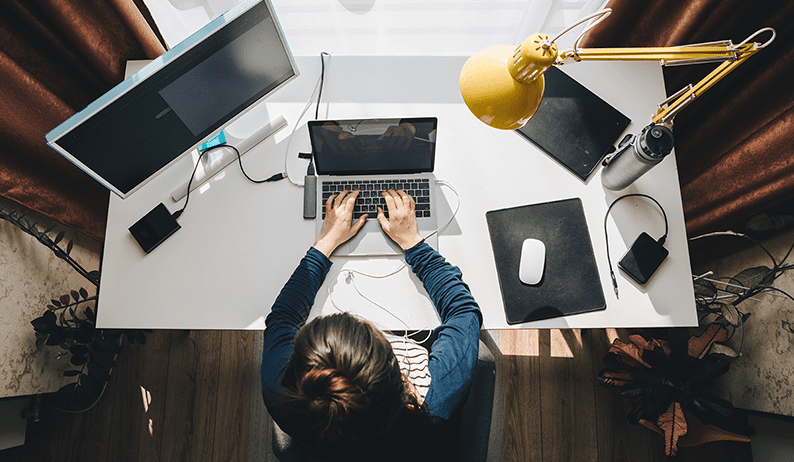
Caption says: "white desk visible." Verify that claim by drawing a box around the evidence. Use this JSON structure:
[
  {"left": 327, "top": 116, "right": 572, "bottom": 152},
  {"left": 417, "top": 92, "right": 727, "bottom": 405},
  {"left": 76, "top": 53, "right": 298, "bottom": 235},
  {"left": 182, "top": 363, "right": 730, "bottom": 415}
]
[{"left": 97, "top": 55, "right": 697, "bottom": 331}]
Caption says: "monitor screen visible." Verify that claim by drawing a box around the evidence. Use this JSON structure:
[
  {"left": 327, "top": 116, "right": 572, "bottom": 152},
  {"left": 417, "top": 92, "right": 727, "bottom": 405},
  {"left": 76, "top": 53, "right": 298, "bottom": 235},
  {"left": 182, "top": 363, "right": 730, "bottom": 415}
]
[{"left": 45, "top": 0, "right": 298, "bottom": 198}]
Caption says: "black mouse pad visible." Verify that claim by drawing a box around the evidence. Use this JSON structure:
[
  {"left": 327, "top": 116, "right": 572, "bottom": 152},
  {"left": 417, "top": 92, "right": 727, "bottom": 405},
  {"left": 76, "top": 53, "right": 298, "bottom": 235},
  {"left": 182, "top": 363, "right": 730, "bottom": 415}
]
[
  {"left": 515, "top": 66, "right": 631, "bottom": 181},
  {"left": 486, "top": 198, "right": 606, "bottom": 324}
]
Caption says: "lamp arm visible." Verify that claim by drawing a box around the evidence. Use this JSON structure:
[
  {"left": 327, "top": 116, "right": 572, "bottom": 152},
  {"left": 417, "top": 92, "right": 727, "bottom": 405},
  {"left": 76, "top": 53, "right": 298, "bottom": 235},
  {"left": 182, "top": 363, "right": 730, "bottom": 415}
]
[
  {"left": 558, "top": 42, "right": 756, "bottom": 63},
  {"left": 654, "top": 52, "right": 753, "bottom": 124},
  {"left": 555, "top": 26, "right": 775, "bottom": 124}
]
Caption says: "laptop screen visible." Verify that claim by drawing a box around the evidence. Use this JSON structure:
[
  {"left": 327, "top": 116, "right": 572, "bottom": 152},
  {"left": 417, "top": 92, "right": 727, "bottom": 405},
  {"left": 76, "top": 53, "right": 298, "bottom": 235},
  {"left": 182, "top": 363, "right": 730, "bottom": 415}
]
[{"left": 309, "top": 117, "right": 437, "bottom": 175}]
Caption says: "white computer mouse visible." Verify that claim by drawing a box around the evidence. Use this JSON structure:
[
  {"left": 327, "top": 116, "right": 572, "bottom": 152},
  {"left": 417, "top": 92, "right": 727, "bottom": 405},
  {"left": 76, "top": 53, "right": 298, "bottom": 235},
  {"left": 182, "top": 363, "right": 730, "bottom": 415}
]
[{"left": 519, "top": 238, "right": 546, "bottom": 285}]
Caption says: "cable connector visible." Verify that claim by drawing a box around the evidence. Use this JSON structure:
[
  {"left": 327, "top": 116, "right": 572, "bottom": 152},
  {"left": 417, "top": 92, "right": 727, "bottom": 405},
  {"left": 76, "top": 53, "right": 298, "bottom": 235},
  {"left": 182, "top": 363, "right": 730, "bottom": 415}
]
[
  {"left": 264, "top": 172, "right": 287, "bottom": 182},
  {"left": 610, "top": 270, "right": 619, "bottom": 299}
]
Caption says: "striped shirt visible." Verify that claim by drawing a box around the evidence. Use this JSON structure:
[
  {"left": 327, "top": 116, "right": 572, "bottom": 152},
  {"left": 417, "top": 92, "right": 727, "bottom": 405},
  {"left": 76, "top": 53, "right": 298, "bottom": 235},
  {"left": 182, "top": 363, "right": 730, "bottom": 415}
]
[{"left": 385, "top": 334, "right": 431, "bottom": 404}]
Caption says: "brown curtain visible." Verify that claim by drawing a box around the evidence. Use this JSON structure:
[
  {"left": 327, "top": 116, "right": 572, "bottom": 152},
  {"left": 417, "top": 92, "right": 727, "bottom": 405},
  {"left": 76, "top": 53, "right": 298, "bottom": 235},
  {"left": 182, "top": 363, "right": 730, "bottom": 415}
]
[
  {"left": 0, "top": 0, "right": 166, "bottom": 242},
  {"left": 581, "top": 0, "right": 794, "bottom": 237}
]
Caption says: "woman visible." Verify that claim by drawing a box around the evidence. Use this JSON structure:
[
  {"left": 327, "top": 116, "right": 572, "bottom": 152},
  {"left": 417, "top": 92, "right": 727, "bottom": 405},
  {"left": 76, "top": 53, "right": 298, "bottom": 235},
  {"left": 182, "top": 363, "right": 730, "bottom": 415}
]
[{"left": 261, "top": 188, "right": 482, "bottom": 461}]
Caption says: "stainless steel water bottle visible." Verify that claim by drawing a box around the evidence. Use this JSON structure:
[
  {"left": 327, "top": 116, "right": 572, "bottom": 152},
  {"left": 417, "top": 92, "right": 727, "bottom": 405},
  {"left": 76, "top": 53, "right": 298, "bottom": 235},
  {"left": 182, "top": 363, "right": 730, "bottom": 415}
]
[{"left": 601, "top": 124, "right": 674, "bottom": 190}]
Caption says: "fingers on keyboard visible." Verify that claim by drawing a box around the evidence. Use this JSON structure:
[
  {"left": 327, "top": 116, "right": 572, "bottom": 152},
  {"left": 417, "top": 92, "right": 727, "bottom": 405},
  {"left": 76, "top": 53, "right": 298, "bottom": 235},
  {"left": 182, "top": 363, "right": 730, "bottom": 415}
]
[{"left": 321, "top": 178, "right": 431, "bottom": 219}]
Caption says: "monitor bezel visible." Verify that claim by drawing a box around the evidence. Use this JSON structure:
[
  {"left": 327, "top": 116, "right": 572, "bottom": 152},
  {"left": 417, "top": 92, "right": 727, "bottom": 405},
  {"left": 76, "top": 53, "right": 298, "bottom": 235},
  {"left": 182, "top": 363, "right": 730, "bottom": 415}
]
[{"left": 45, "top": 0, "right": 298, "bottom": 199}]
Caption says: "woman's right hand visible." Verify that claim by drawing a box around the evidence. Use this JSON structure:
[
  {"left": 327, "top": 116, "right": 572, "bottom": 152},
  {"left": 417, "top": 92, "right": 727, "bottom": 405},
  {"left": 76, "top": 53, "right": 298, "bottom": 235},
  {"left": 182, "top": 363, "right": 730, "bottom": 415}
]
[{"left": 377, "top": 189, "right": 423, "bottom": 250}]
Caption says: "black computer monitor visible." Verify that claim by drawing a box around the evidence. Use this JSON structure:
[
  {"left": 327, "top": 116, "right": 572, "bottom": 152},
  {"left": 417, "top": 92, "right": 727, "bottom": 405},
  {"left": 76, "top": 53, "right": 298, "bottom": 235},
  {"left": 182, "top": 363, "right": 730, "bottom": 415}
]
[{"left": 45, "top": 0, "right": 298, "bottom": 199}]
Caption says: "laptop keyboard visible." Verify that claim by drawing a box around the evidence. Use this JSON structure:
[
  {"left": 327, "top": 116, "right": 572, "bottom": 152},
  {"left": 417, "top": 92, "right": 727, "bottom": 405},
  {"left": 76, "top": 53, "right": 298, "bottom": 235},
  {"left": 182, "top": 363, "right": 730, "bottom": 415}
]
[{"left": 321, "top": 178, "right": 431, "bottom": 220}]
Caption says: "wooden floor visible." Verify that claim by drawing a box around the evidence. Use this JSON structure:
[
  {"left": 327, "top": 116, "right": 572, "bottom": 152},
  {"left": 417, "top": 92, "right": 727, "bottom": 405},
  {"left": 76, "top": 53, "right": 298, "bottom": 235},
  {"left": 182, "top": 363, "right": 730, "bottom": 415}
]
[
  {"left": 1, "top": 328, "right": 752, "bottom": 462},
  {"left": 0, "top": 330, "right": 253, "bottom": 462}
]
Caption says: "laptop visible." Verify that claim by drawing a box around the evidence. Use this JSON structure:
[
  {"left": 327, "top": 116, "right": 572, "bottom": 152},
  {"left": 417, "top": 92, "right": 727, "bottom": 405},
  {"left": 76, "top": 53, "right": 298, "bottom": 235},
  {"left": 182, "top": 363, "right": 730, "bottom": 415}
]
[{"left": 308, "top": 117, "right": 439, "bottom": 256}]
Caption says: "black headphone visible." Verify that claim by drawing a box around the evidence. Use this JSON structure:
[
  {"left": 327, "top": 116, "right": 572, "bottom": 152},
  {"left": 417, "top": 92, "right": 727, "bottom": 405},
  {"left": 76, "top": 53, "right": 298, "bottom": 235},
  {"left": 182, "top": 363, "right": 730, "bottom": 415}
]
[{"left": 604, "top": 194, "right": 669, "bottom": 298}]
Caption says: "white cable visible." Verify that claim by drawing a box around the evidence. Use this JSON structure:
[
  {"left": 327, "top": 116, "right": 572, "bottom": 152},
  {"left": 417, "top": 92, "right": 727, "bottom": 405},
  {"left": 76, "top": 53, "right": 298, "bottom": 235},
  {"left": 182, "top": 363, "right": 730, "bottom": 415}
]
[
  {"left": 283, "top": 57, "right": 327, "bottom": 186},
  {"left": 572, "top": 9, "right": 613, "bottom": 53},
  {"left": 552, "top": 8, "right": 611, "bottom": 45},
  {"left": 422, "top": 179, "right": 460, "bottom": 242},
  {"left": 327, "top": 263, "right": 420, "bottom": 331}
]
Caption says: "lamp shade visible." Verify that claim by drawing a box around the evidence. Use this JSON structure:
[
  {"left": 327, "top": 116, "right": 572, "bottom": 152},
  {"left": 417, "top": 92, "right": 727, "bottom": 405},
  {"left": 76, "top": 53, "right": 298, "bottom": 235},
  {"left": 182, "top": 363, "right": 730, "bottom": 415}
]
[{"left": 460, "top": 34, "right": 558, "bottom": 130}]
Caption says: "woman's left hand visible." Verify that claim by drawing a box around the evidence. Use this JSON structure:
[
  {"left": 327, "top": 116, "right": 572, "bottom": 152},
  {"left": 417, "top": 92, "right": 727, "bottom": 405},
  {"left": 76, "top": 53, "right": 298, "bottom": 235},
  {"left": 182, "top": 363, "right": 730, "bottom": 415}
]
[{"left": 313, "top": 189, "right": 367, "bottom": 257}]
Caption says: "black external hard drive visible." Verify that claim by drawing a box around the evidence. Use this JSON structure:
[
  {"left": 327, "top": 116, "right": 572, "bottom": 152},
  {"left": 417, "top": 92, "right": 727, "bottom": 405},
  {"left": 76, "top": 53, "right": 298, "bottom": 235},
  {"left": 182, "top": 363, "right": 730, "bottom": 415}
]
[
  {"left": 618, "top": 232, "right": 668, "bottom": 284},
  {"left": 129, "top": 203, "right": 181, "bottom": 254}
]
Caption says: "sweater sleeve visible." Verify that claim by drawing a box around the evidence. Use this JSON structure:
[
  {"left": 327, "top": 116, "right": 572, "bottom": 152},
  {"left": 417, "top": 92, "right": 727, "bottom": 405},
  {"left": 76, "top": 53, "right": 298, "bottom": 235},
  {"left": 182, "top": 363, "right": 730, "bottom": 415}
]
[
  {"left": 404, "top": 242, "right": 482, "bottom": 419},
  {"left": 261, "top": 247, "right": 332, "bottom": 421}
]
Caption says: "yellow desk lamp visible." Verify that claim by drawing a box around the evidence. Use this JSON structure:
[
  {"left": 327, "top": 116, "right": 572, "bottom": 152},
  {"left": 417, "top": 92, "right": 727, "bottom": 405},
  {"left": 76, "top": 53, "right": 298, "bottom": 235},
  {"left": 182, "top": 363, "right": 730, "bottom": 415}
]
[{"left": 460, "top": 9, "right": 776, "bottom": 189}]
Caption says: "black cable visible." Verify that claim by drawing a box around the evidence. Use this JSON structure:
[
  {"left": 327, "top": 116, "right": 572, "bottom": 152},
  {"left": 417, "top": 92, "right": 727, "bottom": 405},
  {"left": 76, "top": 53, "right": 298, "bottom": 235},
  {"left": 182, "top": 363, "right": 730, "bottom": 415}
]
[
  {"left": 315, "top": 52, "right": 330, "bottom": 120},
  {"left": 172, "top": 148, "right": 209, "bottom": 221},
  {"left": 172, "top": 144, "right": 285, "bottom": 220},
  {"left": 604, "top": 193, "right": 668, "bottom": 299},
  {"left": 227, "top": 144, "right": 285, "bottom": 184}
]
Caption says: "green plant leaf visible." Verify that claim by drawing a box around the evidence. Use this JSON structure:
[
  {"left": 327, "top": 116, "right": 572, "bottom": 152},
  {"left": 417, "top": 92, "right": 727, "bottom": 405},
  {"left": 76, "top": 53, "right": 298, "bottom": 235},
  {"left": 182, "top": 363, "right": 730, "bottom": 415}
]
[
  {"left": 59, "top": 294, "right": 71, "bottom": 306},
  {"left": 31, "top": 316, "right": 55, "bottom": 334},
  {"left": 54, "top": 231, "right": 65, "bottom": 245},
  {"left": 87, "top": 271, "right": 101, "bottom": 285},
  {"left": 66, "top": 240, "right": 74, "bottom": 256},
  {"left": 73, "top": 329, "right": 93, "bottom": 344},
  {"left": 71, "top": 290, "right": 80, "bottom": 302},
  {"left": 79, "top": 287, "right": 89, "bottom": 299},
  {"left": 63, "top": 370, "right": 81, "bottom": 377},
  {"left": 51, "top": 299, "right": 62, "bottom": 308},
  {"left": 70, "top": 354, "right": 87, "bottom": 366},
  {"left": 70, "top": 344, "right": 89, "bottom": 356},
  {"left": 43, "top": 224, "right": 56, "bottom": 235},
  {"left": 46, "top": 330, "right": 66, "bottom": 346}
]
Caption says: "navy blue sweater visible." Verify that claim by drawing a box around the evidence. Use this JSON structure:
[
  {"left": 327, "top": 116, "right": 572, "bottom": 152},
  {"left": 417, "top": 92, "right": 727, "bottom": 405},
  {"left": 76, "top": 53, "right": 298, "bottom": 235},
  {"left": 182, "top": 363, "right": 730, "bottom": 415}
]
[{"left": 261, "top": 242, "right": 482, "bottom": 433}]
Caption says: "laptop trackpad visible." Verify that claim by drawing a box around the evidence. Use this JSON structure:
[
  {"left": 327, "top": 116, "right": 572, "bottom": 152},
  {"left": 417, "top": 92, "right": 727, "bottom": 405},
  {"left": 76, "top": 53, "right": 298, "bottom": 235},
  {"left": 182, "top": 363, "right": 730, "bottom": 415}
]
[{"left": 345, "top": 220, "right": 402, "bottom": 256}]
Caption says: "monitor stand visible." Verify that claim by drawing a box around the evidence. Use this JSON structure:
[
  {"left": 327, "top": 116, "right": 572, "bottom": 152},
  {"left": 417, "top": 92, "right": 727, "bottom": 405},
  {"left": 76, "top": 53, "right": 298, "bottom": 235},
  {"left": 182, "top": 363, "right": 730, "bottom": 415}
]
[{"left": 170, "top": 115, "right": 287, "bottom": 202}]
